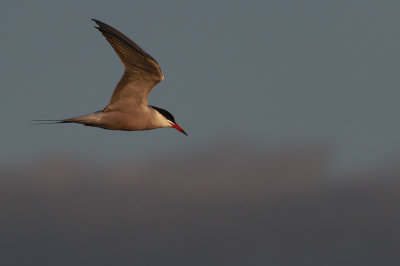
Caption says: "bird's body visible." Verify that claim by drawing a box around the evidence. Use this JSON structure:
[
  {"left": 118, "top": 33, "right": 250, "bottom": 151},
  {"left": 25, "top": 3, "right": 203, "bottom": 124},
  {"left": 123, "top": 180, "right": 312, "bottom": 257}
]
[
  {"left": 39, "top": 19, "right": 187, "bottom": 135},
  {"left": 63, "top": 106, "right": 171, "bottom": 131}
]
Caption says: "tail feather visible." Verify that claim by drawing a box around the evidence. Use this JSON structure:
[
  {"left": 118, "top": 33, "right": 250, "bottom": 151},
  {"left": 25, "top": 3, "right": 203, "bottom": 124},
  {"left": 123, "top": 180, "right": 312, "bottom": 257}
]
[
  {"left": 32, "top": 113, "right": 101, "bottom": 126},
  {"left": 31, "top": 119, "right": 74, "bottom": 125}
]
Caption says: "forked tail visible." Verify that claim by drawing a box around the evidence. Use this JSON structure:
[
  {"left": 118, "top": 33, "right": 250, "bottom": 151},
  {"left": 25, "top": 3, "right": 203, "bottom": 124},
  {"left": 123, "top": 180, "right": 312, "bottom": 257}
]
[
  {"left": 32, "top": 112, "right": 103, "bottom": 126},
  {"left": 31, "top": 119, "right": 73, "bottom": 125}
]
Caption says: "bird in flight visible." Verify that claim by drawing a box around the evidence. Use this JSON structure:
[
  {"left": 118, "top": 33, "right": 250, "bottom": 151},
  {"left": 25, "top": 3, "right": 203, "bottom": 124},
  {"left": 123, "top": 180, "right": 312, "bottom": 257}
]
[{"left": 38, "top": 19, "right": 187, "bottom": 135}]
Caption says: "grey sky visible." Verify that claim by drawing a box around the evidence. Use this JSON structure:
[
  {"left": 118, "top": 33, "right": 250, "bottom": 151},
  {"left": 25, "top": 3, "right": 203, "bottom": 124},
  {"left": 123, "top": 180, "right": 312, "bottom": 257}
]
[{"left": 1, "top": 0, "right": 400, "bottom": 173}]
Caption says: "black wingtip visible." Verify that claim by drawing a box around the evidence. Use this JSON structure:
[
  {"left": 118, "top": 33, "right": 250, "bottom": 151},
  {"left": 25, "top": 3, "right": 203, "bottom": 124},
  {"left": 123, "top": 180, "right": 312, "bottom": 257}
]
[
  {"left": 91, "top": 19, "right": 107, "bottom": 33},
  {"left": 91, "top": 19, "right": 105, "bottom": 26},
  {"left": 91, "top": 19, "right": 103, "bottom": 28},
  {"left": 89, "top": 18, "right": 160, "bottom": 65}
]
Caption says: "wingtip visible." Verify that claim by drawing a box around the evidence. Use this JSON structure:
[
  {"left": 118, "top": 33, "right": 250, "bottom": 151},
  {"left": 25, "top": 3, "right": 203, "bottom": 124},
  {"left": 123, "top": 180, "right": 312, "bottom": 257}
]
[
  {"left": 91, "top": 19, "right": 103, "bottom": 27},
  {"left": 91, "top": 19, "right": 106, "bottom": 32}
]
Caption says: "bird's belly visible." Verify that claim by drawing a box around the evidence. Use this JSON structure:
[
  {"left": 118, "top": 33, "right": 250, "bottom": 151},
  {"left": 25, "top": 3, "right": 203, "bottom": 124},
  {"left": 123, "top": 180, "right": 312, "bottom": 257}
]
[{"left": 97, "top": 111, "right": 157, "bottom": 131}]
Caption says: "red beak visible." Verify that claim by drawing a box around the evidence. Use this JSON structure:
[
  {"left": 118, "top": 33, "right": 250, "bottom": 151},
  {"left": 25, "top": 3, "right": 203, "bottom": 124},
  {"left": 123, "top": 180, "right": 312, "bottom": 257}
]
[{"left": 171, "top": 123, "right": 188, "bottom": 136}]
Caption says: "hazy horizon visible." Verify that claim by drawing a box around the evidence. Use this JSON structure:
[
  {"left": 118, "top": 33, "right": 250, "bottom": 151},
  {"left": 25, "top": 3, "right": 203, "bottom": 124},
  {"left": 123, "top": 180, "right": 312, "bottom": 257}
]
[{"left": 2, "top": 141, "right": 400, "bottom": 265}]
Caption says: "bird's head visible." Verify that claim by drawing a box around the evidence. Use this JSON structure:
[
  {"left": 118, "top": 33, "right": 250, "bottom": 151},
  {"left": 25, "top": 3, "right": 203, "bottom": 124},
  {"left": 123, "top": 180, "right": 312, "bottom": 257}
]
[{"left": 151, "top": 106, "right": 188, "bottom": 136}]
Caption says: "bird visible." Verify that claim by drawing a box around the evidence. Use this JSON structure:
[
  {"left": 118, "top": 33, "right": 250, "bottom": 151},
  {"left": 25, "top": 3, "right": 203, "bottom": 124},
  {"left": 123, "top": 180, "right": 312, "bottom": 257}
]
[{"left": 37, "top": 19, "right": 187, "bottom": 136}]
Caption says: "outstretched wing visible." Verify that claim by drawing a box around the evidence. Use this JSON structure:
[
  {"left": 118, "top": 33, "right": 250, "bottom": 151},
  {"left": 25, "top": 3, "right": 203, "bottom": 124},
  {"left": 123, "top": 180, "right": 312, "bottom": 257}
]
[{"left": 92, "top": 19, "right": 164, "bottom": 108}]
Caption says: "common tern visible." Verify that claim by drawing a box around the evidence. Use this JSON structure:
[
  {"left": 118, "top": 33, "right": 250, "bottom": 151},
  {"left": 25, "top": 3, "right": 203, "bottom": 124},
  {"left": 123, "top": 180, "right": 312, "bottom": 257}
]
[{"left": 38, "top": 19, "right": 187, "bottom": 136}]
